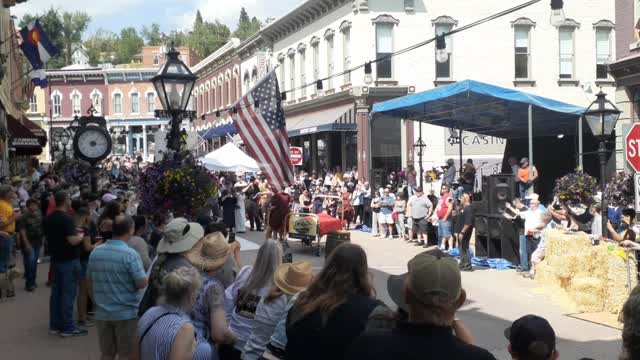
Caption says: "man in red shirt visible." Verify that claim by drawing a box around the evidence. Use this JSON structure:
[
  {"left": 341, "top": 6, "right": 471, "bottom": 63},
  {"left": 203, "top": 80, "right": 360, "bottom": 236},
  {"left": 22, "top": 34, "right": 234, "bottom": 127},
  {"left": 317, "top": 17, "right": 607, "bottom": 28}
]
[{"left": 432, "top": 184, "right": 454, "bottom": 250}]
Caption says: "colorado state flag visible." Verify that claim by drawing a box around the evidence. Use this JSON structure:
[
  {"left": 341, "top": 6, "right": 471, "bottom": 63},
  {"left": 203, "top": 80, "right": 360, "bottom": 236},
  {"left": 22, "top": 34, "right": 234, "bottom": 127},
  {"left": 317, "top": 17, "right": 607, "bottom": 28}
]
[{"left": 19, "top": 20, "right": 59, "bottom": 70}]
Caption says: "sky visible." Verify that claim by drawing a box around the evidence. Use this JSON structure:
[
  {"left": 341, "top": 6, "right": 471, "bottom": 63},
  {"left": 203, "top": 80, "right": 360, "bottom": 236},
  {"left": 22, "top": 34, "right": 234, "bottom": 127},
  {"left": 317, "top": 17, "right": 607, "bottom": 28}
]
[{"left": 11, "top": 0, "right": 305, "bottom": 36}]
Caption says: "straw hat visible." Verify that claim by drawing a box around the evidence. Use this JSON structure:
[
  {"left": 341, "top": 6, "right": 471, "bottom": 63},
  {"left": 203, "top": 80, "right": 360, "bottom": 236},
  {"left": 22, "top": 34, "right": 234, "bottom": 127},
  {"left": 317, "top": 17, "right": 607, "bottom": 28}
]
[
  {"left": 186, "top": 232, "right": 229, "bottom": 271},
  {"left": 273, "top": 261, "right": 313, "bottom": 295}
]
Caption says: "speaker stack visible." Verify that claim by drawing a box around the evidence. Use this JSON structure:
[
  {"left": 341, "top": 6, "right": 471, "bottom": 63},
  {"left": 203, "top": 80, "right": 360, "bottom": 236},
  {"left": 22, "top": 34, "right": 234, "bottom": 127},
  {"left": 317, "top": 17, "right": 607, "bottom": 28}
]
[{"left": 474, "top": 174, "right": 519, "bottom": 264}]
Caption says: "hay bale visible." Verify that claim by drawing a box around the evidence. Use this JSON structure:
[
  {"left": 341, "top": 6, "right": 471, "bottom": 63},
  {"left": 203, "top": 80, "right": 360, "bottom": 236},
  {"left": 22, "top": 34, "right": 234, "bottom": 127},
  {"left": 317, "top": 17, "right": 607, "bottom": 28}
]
[
  {"left": 604, "top": 251, "right": 638, "bottom": 314},
  {"left": 567, "top": 277, "right": 605, "bottom": 313}
]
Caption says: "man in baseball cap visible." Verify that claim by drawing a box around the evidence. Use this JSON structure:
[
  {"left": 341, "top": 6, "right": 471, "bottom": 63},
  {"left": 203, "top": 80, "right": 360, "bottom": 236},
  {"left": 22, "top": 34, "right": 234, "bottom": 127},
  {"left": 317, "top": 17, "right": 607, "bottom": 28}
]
[
  {"left": 347, "top": 249, "right": 496, "bottom": 359},
  {"left": 505, "top": 315, "right": 558, "bottom": 360}
]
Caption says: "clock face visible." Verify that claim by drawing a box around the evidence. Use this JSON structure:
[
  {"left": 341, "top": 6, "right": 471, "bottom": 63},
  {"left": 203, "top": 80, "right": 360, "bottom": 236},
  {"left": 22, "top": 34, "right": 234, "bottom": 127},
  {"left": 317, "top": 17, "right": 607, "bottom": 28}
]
[{"left": 74, "top": 127, "right": 112, "bottom": 163}]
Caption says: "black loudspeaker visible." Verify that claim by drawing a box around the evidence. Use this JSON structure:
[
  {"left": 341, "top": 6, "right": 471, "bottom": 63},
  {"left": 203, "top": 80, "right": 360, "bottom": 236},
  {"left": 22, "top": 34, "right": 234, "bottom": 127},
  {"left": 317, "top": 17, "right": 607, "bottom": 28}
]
[
  {"left": 475, "top": 235, "right": 488, "bottom": 258},
  {"left": 499, "top": 218, "right": 520, "bottom": 265},
  {"left": 474, "top": 214, "right": 488, "bottom": 237},
  {"left": 488, "top": 175, "right": 515, "bottom": 214}
]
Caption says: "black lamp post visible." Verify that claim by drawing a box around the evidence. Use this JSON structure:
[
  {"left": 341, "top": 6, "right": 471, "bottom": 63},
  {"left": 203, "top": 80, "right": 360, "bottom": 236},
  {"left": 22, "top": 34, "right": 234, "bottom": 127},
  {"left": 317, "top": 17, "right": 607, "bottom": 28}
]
[
  {"left": 60, "top": 129, "right": 71, "bottom": 159},
  {"left": 583, "top": 91, "right": 621, "bottom": 238},
  {"left": 151, "top": 45, "right": 197, "bottom": 152},
  {"left": 414, "top": 125, "right": 426, "bottom": 188}
]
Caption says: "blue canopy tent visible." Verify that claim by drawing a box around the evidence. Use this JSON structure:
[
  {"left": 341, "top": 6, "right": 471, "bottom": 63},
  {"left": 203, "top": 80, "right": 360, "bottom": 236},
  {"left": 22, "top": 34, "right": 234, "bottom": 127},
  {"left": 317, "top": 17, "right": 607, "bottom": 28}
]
[
  {"left": 371, "top": 80, "right": 591, "bottom": 197},
  {"left": 199, "top": 123, "right": 238, "bottom": 141}
]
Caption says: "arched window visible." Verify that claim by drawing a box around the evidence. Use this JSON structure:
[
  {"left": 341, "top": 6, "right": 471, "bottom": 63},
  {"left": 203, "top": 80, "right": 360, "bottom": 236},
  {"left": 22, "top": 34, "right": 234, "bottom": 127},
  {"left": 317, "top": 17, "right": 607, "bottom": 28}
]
[
  {"left": 90, "top": 90, "right": 102, "bottom": 115},
  {"left": 243, "top": 71, "right": 250, "bottom": 93},
  {"left": 52, "top": 91, "right": 62, "bottom": 116},
  {"left": 131, "top": 93, "right": 140, "bottom": 113},
  {"left": 113, "top": 93, "right": 122, "bottom": 114},
  {"left": 70, "top": 89, "right": 82, "bottom": 115}
]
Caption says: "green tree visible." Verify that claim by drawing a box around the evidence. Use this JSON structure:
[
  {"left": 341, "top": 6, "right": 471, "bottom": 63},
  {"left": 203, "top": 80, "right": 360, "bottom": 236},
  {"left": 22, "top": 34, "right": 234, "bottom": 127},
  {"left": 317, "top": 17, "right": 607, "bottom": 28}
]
[
  {"left": 115, "top": 27, "right": 144, "bottom": 64},
  {"left": 60, "top": 11, "right": 91, "bottom": 66},
  {"left": 189, "top": 19, "right": 230, "bottom": 59},
  {"left": 168, "top": 30, "right": 189, "bottom": 48},
  {"left": 233, "top": 7, "right": 261, "bottom": 41},
  {"left": 141, "top": 23, "right": 162, "bottom": 46},
  {"left": 194, "top": 10, "right": 204, "bottom": 27},
  {"left": 19, "top": 8, "right": 66, "bottom": 69},
  {"left": 84, "top": 29, "right": 117, "bottom": 66}
]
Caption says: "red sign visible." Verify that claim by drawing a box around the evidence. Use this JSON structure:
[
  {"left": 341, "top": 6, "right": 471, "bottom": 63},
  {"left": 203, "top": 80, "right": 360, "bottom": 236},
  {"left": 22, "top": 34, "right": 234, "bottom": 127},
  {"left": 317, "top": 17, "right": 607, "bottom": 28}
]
[
  {"left": 626, "top": 124, "right": 640, "bottom": 172},
  {"left": 290, "top": 146, "right": 303, "bottom": 166}
]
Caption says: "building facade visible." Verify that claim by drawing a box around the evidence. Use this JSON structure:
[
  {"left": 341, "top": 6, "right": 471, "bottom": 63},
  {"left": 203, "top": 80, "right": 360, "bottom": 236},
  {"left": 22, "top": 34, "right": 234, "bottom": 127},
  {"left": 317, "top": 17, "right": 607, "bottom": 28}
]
[
  {"left": 233, "top": 0, "right": 615, "bottom": 187},
  {"left": 44, "top": 67, "right": 165, "bottom": 161},
  {"left": 610, "top": 0, "right": 640, "bottom": 172},
  {"left": 191, "top": 39, "right": 242, "bottom": 139}
]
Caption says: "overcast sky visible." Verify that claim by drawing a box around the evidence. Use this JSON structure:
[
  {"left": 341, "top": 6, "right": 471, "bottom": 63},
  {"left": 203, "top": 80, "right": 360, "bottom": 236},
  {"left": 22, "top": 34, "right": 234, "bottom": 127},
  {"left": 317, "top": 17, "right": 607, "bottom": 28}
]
[{"left": 11, "top": 0, "right": 305, "bottom": 36}]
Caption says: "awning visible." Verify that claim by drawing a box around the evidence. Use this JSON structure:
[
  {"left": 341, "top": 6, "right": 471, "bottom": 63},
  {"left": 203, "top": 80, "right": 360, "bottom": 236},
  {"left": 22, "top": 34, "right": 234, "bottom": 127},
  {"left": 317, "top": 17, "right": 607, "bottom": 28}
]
[
  {"left": 22, "top": 116, "right": 47, "bottom": 146},
  {"left": 8, "top": 116, "right": 42, "bottom": 155},
  {"left": 287, "top": 104, "right": 356, "bottom": 137},
  {"left": 371, "top": 80, "right": 586, "bottom": 139}
]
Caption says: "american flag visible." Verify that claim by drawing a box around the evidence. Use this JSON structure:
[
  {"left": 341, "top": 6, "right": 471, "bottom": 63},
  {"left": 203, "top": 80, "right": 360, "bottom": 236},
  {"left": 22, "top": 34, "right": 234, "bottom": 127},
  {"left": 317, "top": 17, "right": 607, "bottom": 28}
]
[{"left": 232, "top": 69, "right": 294, "bottom": 191}]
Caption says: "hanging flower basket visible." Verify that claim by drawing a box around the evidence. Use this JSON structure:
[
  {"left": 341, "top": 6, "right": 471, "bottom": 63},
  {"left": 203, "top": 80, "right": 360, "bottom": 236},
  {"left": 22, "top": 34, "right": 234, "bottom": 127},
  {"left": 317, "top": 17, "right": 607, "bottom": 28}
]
[
  {"left": 56, "top": 158, "right": 91, "bottom": 186},
  {"left": 553, "top": 169, "right": 598, "bottom": 206},
  {"left": 604, "top": 172, "right": 634, "bottom": 208},
  {"left": 139, "top": 152, "right": 219, "bottom": 218}
]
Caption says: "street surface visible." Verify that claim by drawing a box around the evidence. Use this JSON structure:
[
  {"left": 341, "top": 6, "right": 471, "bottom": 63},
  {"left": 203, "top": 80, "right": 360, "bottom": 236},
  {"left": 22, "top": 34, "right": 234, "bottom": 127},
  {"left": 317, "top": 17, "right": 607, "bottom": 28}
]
[{"left": 0, "top": 230, "right": 622, "bottom": 359}]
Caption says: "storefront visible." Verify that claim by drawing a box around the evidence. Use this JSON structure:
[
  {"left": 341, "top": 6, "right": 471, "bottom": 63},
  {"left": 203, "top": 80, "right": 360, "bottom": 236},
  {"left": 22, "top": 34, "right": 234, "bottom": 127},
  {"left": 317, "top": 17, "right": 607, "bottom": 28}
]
[
  {"left": 7, "top": 116, "right": 44, "bottom": 175},
  {"left": 286, "top": 104, "right": 357, "bottom": 175}
]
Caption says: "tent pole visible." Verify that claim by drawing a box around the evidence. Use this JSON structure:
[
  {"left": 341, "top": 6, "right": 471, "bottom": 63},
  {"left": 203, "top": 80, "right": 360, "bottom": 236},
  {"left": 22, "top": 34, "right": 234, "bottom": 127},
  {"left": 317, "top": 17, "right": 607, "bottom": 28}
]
[
  {"left": 458, "top": 127, "right": 463, "bottom": 178},
  {"left": 578, "top": 116, "right": 584, "bottom": 169},
  {"left": 528, "top": 104, "right": 534, "bottom": 191}
]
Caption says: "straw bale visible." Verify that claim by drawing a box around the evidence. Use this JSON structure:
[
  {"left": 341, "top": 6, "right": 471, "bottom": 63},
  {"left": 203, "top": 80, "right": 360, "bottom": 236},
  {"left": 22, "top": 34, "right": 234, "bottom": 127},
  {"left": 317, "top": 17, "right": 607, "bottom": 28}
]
[
  {"left": 604, "top": 251, "right": 637, "bottom": 314},
  {"left": 567, "top": 277, "right": 605, "bottom": 313}
]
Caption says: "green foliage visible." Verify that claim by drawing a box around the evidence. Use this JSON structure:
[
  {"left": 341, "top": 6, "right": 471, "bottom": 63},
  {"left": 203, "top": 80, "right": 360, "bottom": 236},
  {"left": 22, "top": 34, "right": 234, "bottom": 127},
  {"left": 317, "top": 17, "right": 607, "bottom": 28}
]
[
  {"left": 141, "top": 23, "right": 162, "bottom": 46},
  {"left": 233, "top": 7, "right": 261, "bottom": 41},
  {"left": 189, "top": 19, "right": 230, "bottom": 59},
  {"left": 115, "top": 27, "right": 144, "bottom": 65},
  {"left": 60, "top": 11, "right": 91, "bottom": 66},
  {"left": 84, "top": 29, "right": 117, "bottom": 66}
]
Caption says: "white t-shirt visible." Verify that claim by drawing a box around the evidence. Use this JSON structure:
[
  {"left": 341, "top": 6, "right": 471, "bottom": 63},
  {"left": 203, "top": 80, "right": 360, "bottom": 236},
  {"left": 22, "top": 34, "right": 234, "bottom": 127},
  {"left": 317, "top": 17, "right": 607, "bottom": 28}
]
[{"left": 521, "top": 208, "right": 544, "bottom": 234}]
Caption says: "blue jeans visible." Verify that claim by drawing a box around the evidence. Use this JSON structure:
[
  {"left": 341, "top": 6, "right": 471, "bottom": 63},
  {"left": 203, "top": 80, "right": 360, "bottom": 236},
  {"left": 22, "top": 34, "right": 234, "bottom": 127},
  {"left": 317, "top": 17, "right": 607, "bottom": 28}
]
[
  {"left": 518, "top": 234, "right": 529, "bottom": 269},
  {"left": 49, "top": 259, "right": 81, "bottom": 332},
  {"left": 0, "top": 235, "right": 12, "bottom": 273},
  {"left": 22, "top": 245, "right": 41, "bottom": 288},
  {"left": 519, "top": 183, "right": 531, "bottom": 203},
  {"left": 438, "top": 219, "right": 452, "bottom": 246}
]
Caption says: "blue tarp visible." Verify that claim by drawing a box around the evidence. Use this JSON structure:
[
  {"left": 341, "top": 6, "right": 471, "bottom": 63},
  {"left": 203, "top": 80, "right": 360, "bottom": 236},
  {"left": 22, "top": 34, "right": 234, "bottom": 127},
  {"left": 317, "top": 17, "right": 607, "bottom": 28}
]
[
  {"left": 199, "top": 124, "right": 238, "bottom": 140},
  {"left": 371, "top": 80, "right": 587, "bottom": 139}
]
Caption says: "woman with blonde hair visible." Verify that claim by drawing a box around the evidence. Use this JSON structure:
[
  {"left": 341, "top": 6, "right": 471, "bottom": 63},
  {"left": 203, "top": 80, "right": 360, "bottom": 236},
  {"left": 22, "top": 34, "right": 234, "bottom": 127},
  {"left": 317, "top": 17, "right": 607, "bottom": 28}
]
[
  {"left": 285, "top": 243, "right": 379, "bottom": 360},
  {"left": 134, "top": 266, "right": 210, "bottom": 360}
]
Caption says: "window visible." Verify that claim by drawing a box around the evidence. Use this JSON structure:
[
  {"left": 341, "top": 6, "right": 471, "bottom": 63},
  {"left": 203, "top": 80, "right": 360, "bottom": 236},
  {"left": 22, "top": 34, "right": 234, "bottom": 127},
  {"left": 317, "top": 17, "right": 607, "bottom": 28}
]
[
  {"left": 289, "top": 53, "right": 296, "bottom": 99},
  {"left": 72, "top": 94, "right": 81, "bottom": 115},
  {"left": 153, "top": 52, "right": 159, "bottom": 66},
  {"left": 596, "top": 28, "right": 612, "bottom": 79},
  {"left": 299, "top": 49, "right": 306, "bottom": 97},
  {"left": 92, "top": 92, "right": 102, "bottom": 114},
  {"left": 53, "top": 94, "right": 61, "bottom": 116},
  {"left": 243, "top": 73, "right": 250, "bottom": 93},
  {"left": 312, "top": 42, "right": 319, "bottom": 93},
  {"left": 326, "top": 35, "right": 334, "bottom": 88},
  {"left": 147, "top": 92, "right": 155, "bottom": 112},
  {"left": 342, "top": 28, "right": 351, "bottom": 84},
  {"left": 114, "top": 93, "right": 122, "bottom": 113},
  {"left": 131, "top": 93, "right": 140, "bottom": 113},
  {"left": 29, "top": 94, "right": 37, "bottom": 113},
  {"left": 514, "top": 26, "right": 531, "bottom": 79},
  {"left": 435, "top": 23, "right": 453, "bottom": 79},
  {"left": 376, "top": 24, "right": 393, "bottom": 79},
  {"left": 559, "top": 27, "right": 575, "bottom": 79}
]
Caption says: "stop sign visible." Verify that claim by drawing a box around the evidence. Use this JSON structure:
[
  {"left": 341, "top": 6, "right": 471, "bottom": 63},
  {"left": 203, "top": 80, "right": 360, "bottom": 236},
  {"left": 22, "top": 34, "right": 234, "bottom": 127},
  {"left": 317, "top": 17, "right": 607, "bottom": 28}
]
[
  {"left": 626, "top": 124, "right": 640, "bottom": 172},
  {"left": 290, "top": 146, "right": 303, "bottom": 166}
]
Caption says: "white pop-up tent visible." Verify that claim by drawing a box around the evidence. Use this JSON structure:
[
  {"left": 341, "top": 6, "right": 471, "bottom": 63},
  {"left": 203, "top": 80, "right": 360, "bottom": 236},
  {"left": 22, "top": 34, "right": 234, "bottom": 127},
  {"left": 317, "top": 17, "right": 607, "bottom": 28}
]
[{"left": 199, "top": 142, "right": 260, "bottom": 173}]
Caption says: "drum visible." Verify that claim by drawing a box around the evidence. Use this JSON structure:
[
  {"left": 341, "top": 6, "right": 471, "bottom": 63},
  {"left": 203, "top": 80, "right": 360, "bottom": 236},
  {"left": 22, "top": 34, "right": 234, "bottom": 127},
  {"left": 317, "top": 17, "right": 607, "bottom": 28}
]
[{"left": 325, "top": 230, "right": 351, "bottom": 259}]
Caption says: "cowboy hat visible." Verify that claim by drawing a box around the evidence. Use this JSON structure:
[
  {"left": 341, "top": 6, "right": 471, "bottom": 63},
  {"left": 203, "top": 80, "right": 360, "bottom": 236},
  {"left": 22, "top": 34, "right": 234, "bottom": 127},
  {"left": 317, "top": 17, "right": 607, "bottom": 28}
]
[
  {"left": 234, "top": 181, "right": 248, "bottom": 188},
  {"left": 273, "top": 261, "right": 313, "bottom": 295},
  {"left": 157, "top": 217, "right": 205, "bottom": 254},
  {"left": 185, "top": 232, "right": 229, "bottom": 271}
]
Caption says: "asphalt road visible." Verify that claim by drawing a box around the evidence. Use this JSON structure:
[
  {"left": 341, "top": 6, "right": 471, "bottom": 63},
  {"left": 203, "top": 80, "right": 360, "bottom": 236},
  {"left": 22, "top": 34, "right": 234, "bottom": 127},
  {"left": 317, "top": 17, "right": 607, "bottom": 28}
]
[{"left": 0, "top": 229, "right": 623, "bottom": 359}]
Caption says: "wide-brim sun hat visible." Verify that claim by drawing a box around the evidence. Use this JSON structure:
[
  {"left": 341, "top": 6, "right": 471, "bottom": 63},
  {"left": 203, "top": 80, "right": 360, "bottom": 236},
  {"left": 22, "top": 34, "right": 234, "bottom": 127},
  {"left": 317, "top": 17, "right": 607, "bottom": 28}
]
[
  {"left": 274, "top": 261, "right": 313, "bottom": 295},
  {"left": 185, "top": 232, "right": 229, "bottom": 271},
  {"left": 157, "top": 217, "right": 205, "bottom": 254}
]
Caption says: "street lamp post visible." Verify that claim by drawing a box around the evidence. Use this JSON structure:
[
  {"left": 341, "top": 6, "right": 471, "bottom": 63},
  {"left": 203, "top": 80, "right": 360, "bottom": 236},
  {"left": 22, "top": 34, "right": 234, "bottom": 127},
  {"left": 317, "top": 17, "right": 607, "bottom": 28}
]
[
  {"left": 583, "top": 91, "right": 621, "bottom": 239},
  {"left": 151, "top": 45, "right": 197, "bottom": 153},
  {"left": 60, "top": 129, "right": 70, "bottom": 159},
  {"left": 414, "top": 124, "right": 426, "bottom": 188}
]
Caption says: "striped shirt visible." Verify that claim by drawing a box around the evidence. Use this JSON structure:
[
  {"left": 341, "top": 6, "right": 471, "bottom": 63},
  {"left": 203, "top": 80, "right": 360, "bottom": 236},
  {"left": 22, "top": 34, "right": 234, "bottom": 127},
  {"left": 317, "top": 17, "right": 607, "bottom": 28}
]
[{"left": 87, "top": 239, "right": 146, "bottom": 321}]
